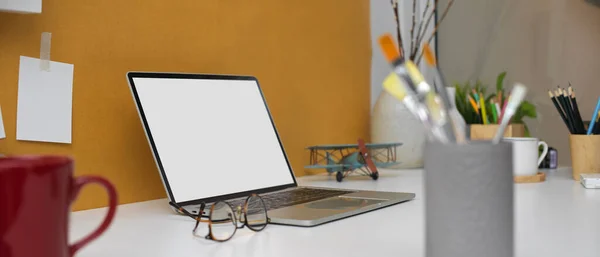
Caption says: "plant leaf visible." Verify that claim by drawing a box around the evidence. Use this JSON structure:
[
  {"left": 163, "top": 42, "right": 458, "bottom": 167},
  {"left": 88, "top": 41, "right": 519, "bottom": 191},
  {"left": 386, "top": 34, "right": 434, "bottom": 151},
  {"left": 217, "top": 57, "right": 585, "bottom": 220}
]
[
  {"left": 519, "top": 101, "right": 537, "bottom": 118},
  {"left": 496, "top": 71, "right": 506, "bottom": 92}
]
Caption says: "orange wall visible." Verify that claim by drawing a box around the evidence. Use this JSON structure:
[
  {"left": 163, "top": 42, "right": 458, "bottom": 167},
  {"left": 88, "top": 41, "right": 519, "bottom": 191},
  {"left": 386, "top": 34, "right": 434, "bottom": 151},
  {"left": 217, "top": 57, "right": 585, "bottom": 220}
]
[{"left": 0, "top": 0, "right": 371, "bottom": 210}]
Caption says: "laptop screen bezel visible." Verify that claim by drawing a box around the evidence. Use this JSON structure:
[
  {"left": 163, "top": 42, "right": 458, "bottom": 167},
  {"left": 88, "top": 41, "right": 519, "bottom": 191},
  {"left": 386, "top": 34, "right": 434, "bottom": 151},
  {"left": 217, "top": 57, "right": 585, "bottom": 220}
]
[{"left": 126, "top": 72, "right": 298, "bottom": 206}]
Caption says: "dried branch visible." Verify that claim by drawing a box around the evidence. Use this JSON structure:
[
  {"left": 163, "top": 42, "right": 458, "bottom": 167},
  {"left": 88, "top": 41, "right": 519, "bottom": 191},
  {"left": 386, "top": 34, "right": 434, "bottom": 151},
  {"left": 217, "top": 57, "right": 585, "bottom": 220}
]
[
  {"left": 415, "top": 0, "right": 438, "bottom": 57},
  {"left": 409, "top": 0, "right": 417, "bottom": 59},
  {"left": 413, "top": 0, "right": 431, "bottom": 58},
  {"left": 391, "top": 0, "right": 404, "bottom": 57},
  {"left": 416, "top": 0, "right": 455, "bottom": 64}
]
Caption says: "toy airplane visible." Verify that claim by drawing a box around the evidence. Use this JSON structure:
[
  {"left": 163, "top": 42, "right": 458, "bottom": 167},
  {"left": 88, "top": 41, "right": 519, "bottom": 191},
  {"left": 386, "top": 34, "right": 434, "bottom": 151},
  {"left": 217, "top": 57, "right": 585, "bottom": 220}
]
[{"left": 305, "top": 139, "right": 403, "bottom": 182}]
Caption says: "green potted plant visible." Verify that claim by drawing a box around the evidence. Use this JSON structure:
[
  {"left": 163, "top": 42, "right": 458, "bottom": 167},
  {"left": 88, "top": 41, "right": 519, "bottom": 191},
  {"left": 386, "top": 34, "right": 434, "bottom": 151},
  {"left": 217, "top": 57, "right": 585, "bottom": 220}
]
[{"left": 454, "top": 71, "right": 537, "bottom": 138}]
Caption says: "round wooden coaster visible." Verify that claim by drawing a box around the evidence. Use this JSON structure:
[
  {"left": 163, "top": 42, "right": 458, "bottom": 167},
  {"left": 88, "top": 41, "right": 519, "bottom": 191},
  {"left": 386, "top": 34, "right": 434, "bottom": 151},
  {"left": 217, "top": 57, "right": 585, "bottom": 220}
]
[{"left": 514, "top": 172, "right": 546, "bottom": 183}]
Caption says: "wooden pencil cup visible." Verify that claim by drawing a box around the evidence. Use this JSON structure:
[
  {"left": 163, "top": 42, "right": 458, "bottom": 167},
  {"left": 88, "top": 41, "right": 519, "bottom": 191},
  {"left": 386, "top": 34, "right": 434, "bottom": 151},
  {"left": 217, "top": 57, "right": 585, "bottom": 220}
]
[
  {"left": 569, "top": 134, "right": 600, "bottom": 180},
  {"left": 470, "top": 124, "right": 525, "bottom": 140}
]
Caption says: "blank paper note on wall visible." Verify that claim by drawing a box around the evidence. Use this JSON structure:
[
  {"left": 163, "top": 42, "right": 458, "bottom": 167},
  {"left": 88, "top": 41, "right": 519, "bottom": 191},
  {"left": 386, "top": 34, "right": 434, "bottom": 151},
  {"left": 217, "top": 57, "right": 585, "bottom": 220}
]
[{"left": 16, "top": 56, "right": 74, "bottom": 144}]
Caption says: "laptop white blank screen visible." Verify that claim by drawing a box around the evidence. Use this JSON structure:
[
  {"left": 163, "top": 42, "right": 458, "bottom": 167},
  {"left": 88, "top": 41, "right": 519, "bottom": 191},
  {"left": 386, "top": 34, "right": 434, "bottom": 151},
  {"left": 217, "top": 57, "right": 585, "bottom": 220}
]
[{"left": 132, "top": 77, "right": 295, "bottom": 203}]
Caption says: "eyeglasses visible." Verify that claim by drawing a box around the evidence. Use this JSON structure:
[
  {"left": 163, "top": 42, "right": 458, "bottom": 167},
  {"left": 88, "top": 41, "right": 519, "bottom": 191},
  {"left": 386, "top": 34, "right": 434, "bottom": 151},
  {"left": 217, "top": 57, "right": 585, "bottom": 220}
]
[{"left": 169, "top": 194, "right": 270, "bottom": 242}]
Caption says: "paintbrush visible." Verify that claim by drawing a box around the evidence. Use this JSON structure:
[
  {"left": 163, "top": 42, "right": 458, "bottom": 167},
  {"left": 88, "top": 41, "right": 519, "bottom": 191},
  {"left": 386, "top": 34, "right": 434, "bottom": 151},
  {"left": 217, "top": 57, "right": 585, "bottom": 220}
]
[
  {"left": 401, "top": 60, "right": 453, "bottom": 143},
  {"left": 422, "top": 43, "right": 466, "bottom": 143},
  {"left": 382, "top": 72, "right": 448, "bottom": 143},
  {"left": 492, "top": 84, "right": 528, "bottom": 144},
  {"left": 378, "top": 34, "right": 449, "bottom": 143},
  {"left": 378, "top": 33, "right": 419, "bottom": 93}
]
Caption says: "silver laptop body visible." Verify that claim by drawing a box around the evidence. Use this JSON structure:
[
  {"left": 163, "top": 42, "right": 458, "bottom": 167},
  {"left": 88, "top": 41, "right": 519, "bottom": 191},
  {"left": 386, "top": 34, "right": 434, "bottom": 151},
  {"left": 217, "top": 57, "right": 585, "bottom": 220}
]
[{"left": 126, "top": 72, "right": 415, "bottom": 227}]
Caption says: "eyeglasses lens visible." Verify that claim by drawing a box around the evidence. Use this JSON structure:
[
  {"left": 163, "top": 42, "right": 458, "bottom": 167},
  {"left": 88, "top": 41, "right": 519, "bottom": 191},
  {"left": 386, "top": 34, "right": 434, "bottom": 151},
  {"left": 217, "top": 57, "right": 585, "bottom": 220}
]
[
  {"left": 209, "top": 201, "right": 237, "bottom": 241},
  {"left": 245, "top": 195, "right": 268, "bottom": 231}
]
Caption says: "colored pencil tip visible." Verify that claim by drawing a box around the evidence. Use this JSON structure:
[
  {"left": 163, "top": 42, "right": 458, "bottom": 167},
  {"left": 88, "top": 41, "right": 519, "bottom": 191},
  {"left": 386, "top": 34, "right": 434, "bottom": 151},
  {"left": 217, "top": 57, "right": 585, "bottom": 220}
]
[
  {"left": 378, "top": 33, "right": 401, "bottom": 64},
  {"left": 422, "top": 43, "right": 436, "bottom": 67},
  {"left": 548, "top": 90, "right": 554, "bottom": 98}
]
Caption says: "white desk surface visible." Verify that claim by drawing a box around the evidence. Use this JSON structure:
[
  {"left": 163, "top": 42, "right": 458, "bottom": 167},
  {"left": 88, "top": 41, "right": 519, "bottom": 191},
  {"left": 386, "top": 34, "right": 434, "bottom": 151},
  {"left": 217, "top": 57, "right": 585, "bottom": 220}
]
[{"left": 71, "top": 168, "right": 600, "bottom": 257}]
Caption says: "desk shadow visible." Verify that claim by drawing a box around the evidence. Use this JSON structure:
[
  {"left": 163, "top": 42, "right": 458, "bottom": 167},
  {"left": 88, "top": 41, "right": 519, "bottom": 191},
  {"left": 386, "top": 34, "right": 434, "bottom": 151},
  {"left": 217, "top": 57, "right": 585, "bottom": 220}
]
[{"left": 202, "top": 230, "right": 272, "bottom": 257}]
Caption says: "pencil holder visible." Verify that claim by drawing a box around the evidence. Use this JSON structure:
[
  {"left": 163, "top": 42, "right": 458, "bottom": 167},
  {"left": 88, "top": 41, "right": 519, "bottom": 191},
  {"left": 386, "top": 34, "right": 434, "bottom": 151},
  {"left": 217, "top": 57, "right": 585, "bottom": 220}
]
[
  {"left": 569, "top": 134, "right": 600, "bottom": 180},
  {"left": 424, "top": 140, "right": 513, "bottom": 257},
  {"left": 469, "top": 124, "right": 525, "bottom": 140}
]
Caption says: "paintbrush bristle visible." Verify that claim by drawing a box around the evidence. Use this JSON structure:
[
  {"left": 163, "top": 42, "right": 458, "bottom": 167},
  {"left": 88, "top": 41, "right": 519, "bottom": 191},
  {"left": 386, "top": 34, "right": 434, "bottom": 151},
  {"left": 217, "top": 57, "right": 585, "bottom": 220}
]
[
  {"left": 382, "top": 73, "right": 407, "bottom": 101},
  {"left": 507, "top": 84, "right": 527, "bottom": 110},
  {"left": 404, "top": 60, "right": 426, "bottom": 84},
  {"left": 378, "top": 33, "right": 401, "bottom": 64},
  {"left": 422, "top": 43, "right": 436, "bottom": 66}
]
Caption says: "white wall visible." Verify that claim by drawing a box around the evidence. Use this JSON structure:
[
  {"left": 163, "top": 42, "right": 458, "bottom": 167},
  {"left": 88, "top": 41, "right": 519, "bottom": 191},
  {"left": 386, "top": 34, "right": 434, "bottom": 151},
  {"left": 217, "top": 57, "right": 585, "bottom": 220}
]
[
  {"left": 370, "top": 0, "right": 436, "bottom": 109},
  {"left": 0, "top": 0, "right": 41, "bottom": 13}
]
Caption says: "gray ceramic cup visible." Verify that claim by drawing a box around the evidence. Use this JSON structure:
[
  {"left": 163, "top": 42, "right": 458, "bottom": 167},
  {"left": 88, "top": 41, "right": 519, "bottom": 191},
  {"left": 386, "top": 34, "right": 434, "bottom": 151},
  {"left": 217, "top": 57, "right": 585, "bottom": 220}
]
[{"left": 424, "top": 140, "right": 513, "bottom": 257}]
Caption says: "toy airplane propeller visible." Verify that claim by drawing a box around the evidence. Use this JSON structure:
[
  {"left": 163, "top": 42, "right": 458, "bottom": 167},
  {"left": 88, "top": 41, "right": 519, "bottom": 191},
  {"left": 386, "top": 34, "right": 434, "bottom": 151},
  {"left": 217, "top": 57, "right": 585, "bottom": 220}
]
[{"left": 305, "top": 139, "right": 402, "bottom": 182}]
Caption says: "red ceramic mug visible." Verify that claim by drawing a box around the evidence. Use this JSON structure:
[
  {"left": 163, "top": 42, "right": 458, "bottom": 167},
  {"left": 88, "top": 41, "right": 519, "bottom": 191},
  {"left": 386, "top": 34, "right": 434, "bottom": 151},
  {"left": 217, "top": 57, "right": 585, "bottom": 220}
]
[{"left": 0, "top": 155, "right": 118, "bottom": 257}]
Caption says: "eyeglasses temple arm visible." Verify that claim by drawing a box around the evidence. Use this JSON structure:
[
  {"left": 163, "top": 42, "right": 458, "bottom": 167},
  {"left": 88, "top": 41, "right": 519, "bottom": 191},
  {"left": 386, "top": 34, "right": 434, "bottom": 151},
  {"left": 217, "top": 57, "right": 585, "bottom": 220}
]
[{"left": 168, "top": 201, "right": 206, "bottom": 220}]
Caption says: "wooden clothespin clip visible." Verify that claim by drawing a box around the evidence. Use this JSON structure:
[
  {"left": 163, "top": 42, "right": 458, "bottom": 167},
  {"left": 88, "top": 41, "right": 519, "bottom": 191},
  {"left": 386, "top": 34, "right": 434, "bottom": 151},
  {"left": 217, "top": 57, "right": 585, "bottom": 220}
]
[{"left": 40, "top": 32, "right": 52, "bottom": 71}]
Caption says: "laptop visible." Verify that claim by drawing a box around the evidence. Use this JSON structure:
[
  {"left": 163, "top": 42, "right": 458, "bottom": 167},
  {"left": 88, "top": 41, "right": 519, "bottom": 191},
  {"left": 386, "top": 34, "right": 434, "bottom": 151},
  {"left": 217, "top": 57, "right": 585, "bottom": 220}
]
[{"left": 126, "top": 72, "right": 415, "bottom": 227}]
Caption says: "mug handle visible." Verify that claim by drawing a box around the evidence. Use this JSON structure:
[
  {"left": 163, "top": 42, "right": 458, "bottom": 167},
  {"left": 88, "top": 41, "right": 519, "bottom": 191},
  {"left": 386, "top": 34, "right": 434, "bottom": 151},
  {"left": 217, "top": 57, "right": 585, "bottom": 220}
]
[
  {"left": 537, "top": 141, "right": 549, "bottom": 166},
  {"left": 69, "top": 176, "right": 118, "bottom": 257}
]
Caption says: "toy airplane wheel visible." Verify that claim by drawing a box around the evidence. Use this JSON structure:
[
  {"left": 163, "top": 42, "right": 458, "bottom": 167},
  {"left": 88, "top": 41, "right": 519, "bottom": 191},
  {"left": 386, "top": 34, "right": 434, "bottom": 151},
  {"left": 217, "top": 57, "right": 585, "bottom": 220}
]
[
  {"left": 336, "top": 172, "right": 343, "bottom": 182},
  {"left": 371, "top": 172, "right": 379, "bottom": 180}
]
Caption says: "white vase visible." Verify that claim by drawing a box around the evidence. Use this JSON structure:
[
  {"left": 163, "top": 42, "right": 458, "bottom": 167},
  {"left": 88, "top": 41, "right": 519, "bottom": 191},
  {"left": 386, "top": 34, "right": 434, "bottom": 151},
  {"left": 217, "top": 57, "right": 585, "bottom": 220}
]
[{"left": 371, "top": 90, "right": 426, "bottom": 169}]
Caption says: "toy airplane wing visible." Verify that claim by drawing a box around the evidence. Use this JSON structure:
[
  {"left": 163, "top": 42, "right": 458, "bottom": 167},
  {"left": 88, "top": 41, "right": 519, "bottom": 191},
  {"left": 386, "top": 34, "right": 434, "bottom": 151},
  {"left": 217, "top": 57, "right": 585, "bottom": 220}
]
[
  {"left": 306, "top": 144, "right": 359, "bottom": 150},
  {"left": 364, "top": 142, "right": 403, "bottom": 149},
  {"left": 306, "top": 142, "right": 402, "bottom": 151}
]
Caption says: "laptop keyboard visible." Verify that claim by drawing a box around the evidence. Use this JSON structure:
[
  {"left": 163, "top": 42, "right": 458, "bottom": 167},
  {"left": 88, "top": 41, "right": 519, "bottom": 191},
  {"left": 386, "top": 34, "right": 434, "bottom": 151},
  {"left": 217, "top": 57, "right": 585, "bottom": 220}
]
[{"left": 228, "top": 187, "right": 355, "bottom": 211}]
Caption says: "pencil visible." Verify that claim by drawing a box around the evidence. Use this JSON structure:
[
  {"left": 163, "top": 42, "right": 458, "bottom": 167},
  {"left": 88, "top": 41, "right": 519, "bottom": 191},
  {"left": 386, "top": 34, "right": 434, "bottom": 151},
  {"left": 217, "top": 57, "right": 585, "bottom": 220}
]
[
  {"left": 594, "top": 110, "right": 600, "bottom": 134},
  {"left": 549, "top": 90, "right": 572, "bottom": 134},
  {"left": 494, "top": 102, "right": 501, "bottom": 124},
  {"left": 472, "top": 90, "right": 480, "bottom": 104},
  {"left": 562, "top": 89, "right": 578, "bottom": 133},
  {"left": 497, "top": 90, "right": 502, "bottom": 106},
  {"left": 466, "top": 95, "right": 479, "bottom": 123},
  {"left": 557, "top": 88, "right": 577, "bottom": 134},
  {"left": 568, "top": 86, "right": 585, "bottom": 134},
  {"left": 480, "top": 97, "right": 489, "bottom": 124},
  {"left": 498, "top": 95, "right": 510, "bottom": 124},
  {"left": 490, "top": 100, "right": 498, "bottom": 123},
  {"left": 588, "top": 97, "right": 600, "bottom": 135},
  {"left": 468, "top": 95, "right": 479, "bottom": 114}
]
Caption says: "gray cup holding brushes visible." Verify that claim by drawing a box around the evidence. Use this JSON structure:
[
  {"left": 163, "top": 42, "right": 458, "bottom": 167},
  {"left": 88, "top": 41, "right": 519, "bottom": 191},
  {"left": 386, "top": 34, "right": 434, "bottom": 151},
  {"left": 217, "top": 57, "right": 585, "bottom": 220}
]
[{"left": 424, "top": 140, "right": 514, "bottom": 257}]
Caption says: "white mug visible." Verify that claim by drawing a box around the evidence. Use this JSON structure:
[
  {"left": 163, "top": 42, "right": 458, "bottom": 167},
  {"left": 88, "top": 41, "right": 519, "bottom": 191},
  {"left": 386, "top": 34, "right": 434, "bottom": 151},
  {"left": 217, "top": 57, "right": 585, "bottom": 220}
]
[{"left": 503, "top": 137, "right": 548, "bottom": 176}]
